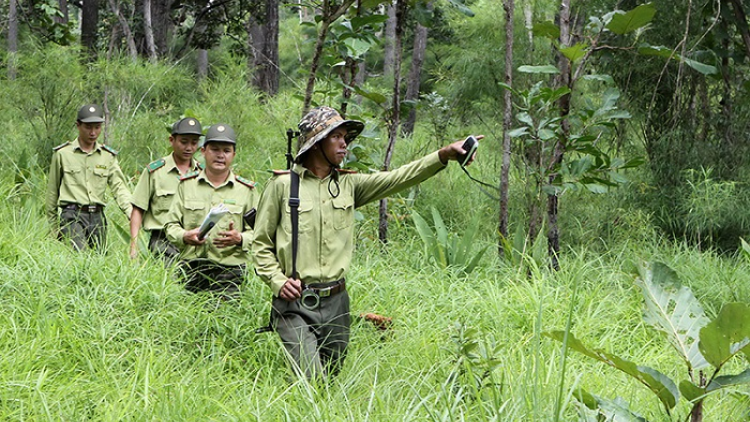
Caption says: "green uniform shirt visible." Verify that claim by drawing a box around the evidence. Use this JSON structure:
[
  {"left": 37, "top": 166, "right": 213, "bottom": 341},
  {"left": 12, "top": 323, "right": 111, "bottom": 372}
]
[
  {"left": 46, "top": 139, "right": 133, "bottom": 224},
  {"left": 252, "top": 151, "right": 446, "bottom": 296},
  {"left": 131, "top": 154, "right": 202, "bottom": 231},
  {"left": 164, "top": 170, "right": 258, "bottom": 266}
]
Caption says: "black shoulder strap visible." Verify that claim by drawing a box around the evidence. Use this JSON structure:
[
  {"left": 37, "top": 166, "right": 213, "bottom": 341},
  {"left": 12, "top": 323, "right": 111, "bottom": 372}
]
[{"left": 289, "top": 171, "right": 300, "bottom": 280}]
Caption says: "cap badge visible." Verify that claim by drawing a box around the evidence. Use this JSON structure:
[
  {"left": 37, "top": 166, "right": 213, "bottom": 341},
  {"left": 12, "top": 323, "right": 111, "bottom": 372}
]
[
  {"left": 188, "top": 120, "right": 196, "bottom": 126},
  {"left": 89, "top": 107, "right": 96, "bottom": 113},
  {"left": 217, "top": 126, "right": 225, "bottom": 132}
]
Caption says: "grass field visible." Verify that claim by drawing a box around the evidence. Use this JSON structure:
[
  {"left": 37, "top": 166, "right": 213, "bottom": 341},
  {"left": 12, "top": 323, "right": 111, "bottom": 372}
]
[{"left": 0, "top": 167, "right": 748, "bottom": 421}]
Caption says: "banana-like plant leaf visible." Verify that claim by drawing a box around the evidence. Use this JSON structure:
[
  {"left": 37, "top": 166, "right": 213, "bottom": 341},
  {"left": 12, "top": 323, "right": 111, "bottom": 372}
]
[
  {"left": 635, "top": 262, "right": 711, "bottom": 370},
  {"left": 707, "top": 368, "right": 750, "bottom": 392},
  {"left": 574, "top": 388, "right": 650, "bottom": 421},
  {"left": 411, "top": 211, "right": 440, "bottom": 264},
  {"left": 518, "top": 65, "right": 560, "bottom": 74},
  {"left": 545, "top": 331, "right": 679, "bottom": 410},
  {"left": 699, "top": 302, "right": 750, "bottom": 369}
]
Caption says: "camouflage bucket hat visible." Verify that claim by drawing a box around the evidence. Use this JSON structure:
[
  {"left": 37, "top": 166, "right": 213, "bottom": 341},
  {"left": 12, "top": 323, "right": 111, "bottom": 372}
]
[
  {"left": 77, "top": 104, "right": 105, "bottom": 123},
  {"left": 171, "top": 117, "right": 203, "bottom": 136},
  {"left": 296, "top": 106, "right": 364, "bottom": 161},
  {"left": 204, "top": 123, "right": 236, "bottom": 145}
]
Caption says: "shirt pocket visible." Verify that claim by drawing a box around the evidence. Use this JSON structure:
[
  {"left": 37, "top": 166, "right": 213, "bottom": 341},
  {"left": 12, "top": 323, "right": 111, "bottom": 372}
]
[
  {"left": 184, "top": 199, "right": 206, "bottom": 229},
  {"left": 283, "top": 196, "right": 314, "bottom": 233},
  {"left": 92, "top": 167, "right": 109, "bottom": 189},
  {"left": 331, "top": 194, "right": 354, "bottom": 230},
  {"left": 62, "top": 166, "right": 84, "bottom": 186},
  {"left": 153, "top": 186, "right": 177, "bottom": 212},
  {"left": 221, "top": 204, "right": 244, "bottom": 232}
]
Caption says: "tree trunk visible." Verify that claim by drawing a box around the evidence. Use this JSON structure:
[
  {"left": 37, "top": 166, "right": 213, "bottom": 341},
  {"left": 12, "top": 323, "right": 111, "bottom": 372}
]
[
  {"left": 55, "top": 0, "right": 69, "bottom": 24},
  {"left": 151, "top": 0, "right": 171, "bottom": 57},
  {"left": 401, "top": 15, "right": 429, "bottom": 136},
  {"left": 383, "top": 2, "right": 397, "bottom": 76},
  {"left": 524, "top": 0, "right": 533, "bottom": 58},
  {"left": 499, "top": 0, "right": 514, "bottom": 255},
  {"left": 547, "top": 0, "right": 572, "bottom": 270},
  {"left": 378, "top": 0, "right": 406, "bottom": 244},
  {"left": 143, "top": 0, "right": 158, "bottom": 62},
  {"left": 108, "top": 0, "right": 138, "bottom": 61},
  {"left": 81, "top": 0, "right": 100, "bottom": 60},
  {"left": 728, "top": 0, "right": 750, "bottom": 61},
  {"left": 248, "top": 0, "right": 280, "bottom": 97},
  {"left": 197, "top": 49, "right": 208, "bottom": 79},
  {"left": 8, "top": 0, "right": 18, "bottom": 80},
  {"left": 302, "top": 0, "right": 356, "bottom": 114}
]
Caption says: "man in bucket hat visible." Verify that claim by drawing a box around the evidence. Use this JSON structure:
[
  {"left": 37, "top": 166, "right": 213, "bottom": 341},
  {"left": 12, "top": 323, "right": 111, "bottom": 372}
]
[
  {"left": 46, "top": 104, "right": 132, "bottom": 251},
  {"left": 130, "top": 117, "right": 204, "bottom": 261},
  {"left": 252, "top": 106, "right": 481, "bottom": 380},
  {"left": 163, "top": 123, "right": 258, "bottom": 296}
]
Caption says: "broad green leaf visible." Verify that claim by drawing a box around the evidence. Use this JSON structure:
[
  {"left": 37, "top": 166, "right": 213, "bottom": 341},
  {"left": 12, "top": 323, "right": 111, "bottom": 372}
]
[
  {"left": 621, "top": 157, "right": 646, "bottom": 169},
  {"left": 597, "top": 396, "right": 649, "bottom": 422},
  {"left": 350, "top": 14, "right": 388, "bottom": 30},
  {"left": 679, "top": 380, "right": 705, "bottom": 402},
  {"left": 585, "top": 183, "right": 608, "bottom": 194},
  {"left": 635, "top": 262, "right": 711, "bottom": 371},
  {"left": 609, "top": 171, "right": 629, "bottom": 184},
  {"left": 573, "top": 388, "right": 598, "bottom": 409},
  {"left": 560, "top": 43, "right": 588, "bottom": 62},
  {"left": 518, "top": 65, "right": 560, "bottom": 74},
  {"left": 507, "top": 127, "right": 529, "bottom": 138},
  {"left": 532, "top": 21, "right": 560, "bottom": 39},
  {"left": 497, "top": 82, "right": 520, "bottom": 96},
  {"left": 684, "top": 58, "right": 718, "bottom": 75},
  {"left": 638, "top": 44, "right": 675, "bottom": 59},
  {"left": 740, "top": 238, "right": 750, "bottom": 261},
  {"left": 431, "top": 207, "right": 449, "bottom": 267},
  {"left": 343, "top": 38, "right": 374, "bottom": 58},
  {"left": 699, "top": 302, "right": 750, "bottom": 369},
  {"left": 516, "top": 112, "right": 534, "bottom": 128},
  {"left": 411, "top": 211, "right": 440, "bottom": 264},
  {"left": 545, "top": 331, "right": 679, "bottom": 410},
  {"left": 606, "top": 3, "right": 656, "bottom": 35},
  {"left": 582, "top": 74, "right": 615, "bottom": 83},
  {"left": 353, "top": 87, "right": 387, "bottom": 105},
  {"left": 707, "top": 368, "right": 750, "bottom": 392}
]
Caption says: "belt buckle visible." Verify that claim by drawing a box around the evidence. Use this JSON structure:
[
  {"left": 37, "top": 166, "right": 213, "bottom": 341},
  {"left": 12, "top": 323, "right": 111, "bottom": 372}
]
[
  {"left": 318, "top": 286, "right": 332, "bottom": 298},
  {"left": 86, "top": 205, "right": 98, "bottom": 213}
]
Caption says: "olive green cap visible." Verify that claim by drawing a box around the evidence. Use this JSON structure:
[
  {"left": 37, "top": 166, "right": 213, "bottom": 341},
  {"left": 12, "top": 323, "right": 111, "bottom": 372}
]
[
  {"left": 204, "top": 123, "right": 236, "bottom": 145},
  {"left": 171, "top": 117, "right": 203, "bottom": 136},
  {"left": 77, "top": 104, "right": 105, "bottom": 123}
]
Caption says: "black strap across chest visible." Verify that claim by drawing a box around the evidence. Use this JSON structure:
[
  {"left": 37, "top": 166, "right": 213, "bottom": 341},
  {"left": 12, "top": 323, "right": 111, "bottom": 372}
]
[{"left": 289, "top": 171, "right": 300, "bottom": 280}]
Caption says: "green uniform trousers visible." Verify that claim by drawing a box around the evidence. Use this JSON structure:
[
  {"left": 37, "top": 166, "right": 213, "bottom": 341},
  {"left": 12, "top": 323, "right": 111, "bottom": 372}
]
[
  {"left": 148, "top": 230, "right": 180, "bottom": 263},
  {"left": 177, "top": 259, "right": 246, "bottom": 296},
  {"left": 59, "top": 205, "right": 106, "bottom": 251},
  {"left": 272, "top": 289, "right": 350, "bottom": 380}
]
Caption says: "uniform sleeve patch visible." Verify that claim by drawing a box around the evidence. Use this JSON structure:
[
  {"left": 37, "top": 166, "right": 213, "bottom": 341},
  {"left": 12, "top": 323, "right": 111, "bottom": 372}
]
[
  {"left": 102, "top": 144, "right": 119, "bottom": 155},
  {"left": 236, "top": 175, "right": 256, "bottom": 189},
  {"left": 272, "top": 169, "right": 290, "bottom": 176},
  {"left": 180, "top": 171, "right": 200, "bottom": 181},
  {"left": 147, "top": 158, "right": 166, "bottom": 173},
  {"left": 196, "top": 161, "right": 204, "bottom": 170},
  {"left": 53, "top": 141, "right": 70, "bottom": 151}
]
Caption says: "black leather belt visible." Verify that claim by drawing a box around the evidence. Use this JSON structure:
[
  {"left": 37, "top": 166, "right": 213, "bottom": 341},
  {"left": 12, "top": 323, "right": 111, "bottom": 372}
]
[
  {"left": 306, "top": 279, "right": 346, "bottom": 298},
  {"left": 63, "top": 204, "right": 103, "bottom": 213}
]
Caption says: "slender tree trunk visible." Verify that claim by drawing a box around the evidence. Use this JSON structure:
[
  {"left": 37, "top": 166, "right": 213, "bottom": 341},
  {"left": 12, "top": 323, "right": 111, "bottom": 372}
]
[
  {"left": 108, "top": 0, "right": 138, "bottom": 60},
  {"left": 524, "top": 0, "right": 533, "bottom": 58},
  {"left": 197, "top": 49, "right": 208, "bottom": 79},
  {"left": 728, "top": 0, "right": 750, "bottom": 60},
  {"left": 151, "top": 0, "right": 171, "bottom": 57},
  {"left": 547, "top": 0, "right": 572, "bottom": 270},
  {"left": 402, "top": 15, "right": 429, "bottom": 136},
  {"left": 143, "top": 0, "right": 158, "bottom": 62},
  {"left": 383, "top": 2, "right": 397, "bottom": 76},
  {"left": 55, "top": 0, "right": 69, "bottom": 23},
  {"left": 249, "top": 0, "right": 280, "bottom": 97},
  {"left": 81, "top": 0, "right": 100, "bottom": 60},
  {"left": 302, "top": 0, "right": 356, "bottom": 114},
  {"left": 499, "top": 0, "right": 514, "bottom": 255},
  {"left": 378, "top": 0, "right": 406, "bottom": 244},
  {"left": 8, "top": 0, "right": 18, "bottom": 80}
]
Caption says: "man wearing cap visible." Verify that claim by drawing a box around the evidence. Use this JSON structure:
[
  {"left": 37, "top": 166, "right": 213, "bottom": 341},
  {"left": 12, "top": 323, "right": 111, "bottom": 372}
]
[
  {"left": 129, "top": 117, "right": 204, "bottom": 261},
  {"left": 46, "top": 104, "right": 133, "bottom": 251},
  {"left": 163, "top": 123, "right": 258, "bottom": 295},
  {"left": 252, "top": 106, "right": 480, "bottom": 380}
]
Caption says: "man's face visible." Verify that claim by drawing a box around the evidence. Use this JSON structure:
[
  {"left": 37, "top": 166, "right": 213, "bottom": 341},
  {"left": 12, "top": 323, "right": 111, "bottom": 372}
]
[
  {"left": 319, "top": 127, "right": 348, "bottom": 166},
  {"left": 202, "top": 142, "right": 235, "bottom": 172},
  {"left": 76, "top": 122, "right": 103, "bottom": 144},
  {"left": 170, "top": 134, "right": 200, "bottom": 161}
]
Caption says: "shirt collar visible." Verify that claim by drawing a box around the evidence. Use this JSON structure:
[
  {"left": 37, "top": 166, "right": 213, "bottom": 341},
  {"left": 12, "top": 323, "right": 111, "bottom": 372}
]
[
  {"left": 197, "top": 169, "right": 236, "bottom": 189},
  {"left": 72, "top": 138, "right": 102, "bottom": 153},
  {"left": 165, "top": 153, "right": 200, "bottom": 174}
]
